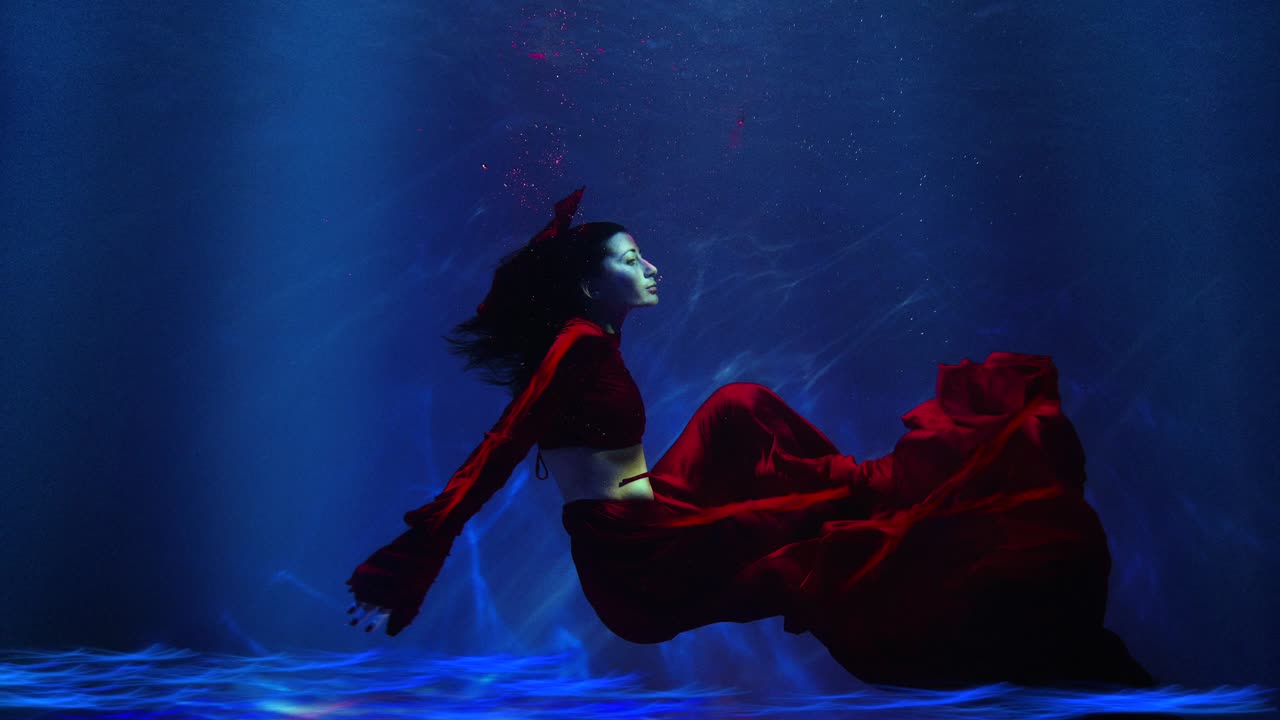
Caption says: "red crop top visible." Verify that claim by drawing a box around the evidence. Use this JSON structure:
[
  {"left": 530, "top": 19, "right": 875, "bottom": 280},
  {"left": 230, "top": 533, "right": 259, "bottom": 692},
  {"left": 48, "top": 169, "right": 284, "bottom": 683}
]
[
  {"left": 536, "top": 321, "right": 646, "bottom": 452},
  {"left": 344, "top": 316, "right": 647, "bottom": 634}
]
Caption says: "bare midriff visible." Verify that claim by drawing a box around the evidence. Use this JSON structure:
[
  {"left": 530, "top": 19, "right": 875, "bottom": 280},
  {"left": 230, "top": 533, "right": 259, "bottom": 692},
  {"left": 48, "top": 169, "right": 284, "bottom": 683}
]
[{"left": 539, "top": 442, "right": 656, "bottom": 503}]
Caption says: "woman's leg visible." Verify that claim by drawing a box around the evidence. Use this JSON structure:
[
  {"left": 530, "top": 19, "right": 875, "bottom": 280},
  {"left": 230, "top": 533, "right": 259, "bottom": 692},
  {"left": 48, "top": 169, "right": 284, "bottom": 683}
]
[
  {"left": 648, "top": 382, "right": 848, "bottom": 510},
  {"left": 561, "top": 383, "right": 855, "bottom": 642}
]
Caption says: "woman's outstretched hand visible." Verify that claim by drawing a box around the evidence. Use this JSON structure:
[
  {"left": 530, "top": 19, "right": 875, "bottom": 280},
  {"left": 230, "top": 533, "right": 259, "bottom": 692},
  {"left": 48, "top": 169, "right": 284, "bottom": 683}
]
[
  {"left": 346, "top": 601, "right": 390, "bottom": 633},
  {"left": 344, "top": 523, "right": 458, "bottom": 637}
]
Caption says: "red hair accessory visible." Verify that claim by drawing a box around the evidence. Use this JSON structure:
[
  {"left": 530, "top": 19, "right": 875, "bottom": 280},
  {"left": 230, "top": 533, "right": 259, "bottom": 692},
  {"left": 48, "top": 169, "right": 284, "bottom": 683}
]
[
  {"left": 476, "top": 186, "right": 587, "bottom": 319},
  {"left": 528, "top": 185, "right": 586, "bottom": 246}
]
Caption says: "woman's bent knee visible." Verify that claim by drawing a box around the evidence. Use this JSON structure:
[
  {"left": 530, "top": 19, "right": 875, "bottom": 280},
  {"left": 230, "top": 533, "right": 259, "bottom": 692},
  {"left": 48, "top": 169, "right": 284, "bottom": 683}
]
[{"left": 709, "top": 382, "right": 772, "bottom": 407}]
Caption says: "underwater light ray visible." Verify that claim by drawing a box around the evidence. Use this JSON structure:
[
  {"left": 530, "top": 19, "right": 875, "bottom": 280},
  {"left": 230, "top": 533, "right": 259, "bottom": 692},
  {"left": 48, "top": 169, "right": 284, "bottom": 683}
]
[
  {"left": 1083, "top": 272, "right": 1227, "bottom": 421},
  {"left": 269, "top": 570, "right": 347, "bottom": 611}
]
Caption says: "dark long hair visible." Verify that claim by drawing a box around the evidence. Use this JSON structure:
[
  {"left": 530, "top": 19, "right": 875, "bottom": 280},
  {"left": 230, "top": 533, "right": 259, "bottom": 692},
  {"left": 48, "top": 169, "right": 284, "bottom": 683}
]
[{"left": 441, "top": 221, "right": 628, "bottom": 396}]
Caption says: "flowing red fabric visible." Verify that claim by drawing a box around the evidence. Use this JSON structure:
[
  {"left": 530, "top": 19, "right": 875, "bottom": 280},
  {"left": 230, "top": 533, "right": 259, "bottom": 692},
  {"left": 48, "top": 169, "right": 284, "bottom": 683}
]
[
  {"left": 561, "top": 353, "right": 1156, "bottom": 689},
  {"left": 346, "top": 318, "right": 1153, "bottom": 687}
]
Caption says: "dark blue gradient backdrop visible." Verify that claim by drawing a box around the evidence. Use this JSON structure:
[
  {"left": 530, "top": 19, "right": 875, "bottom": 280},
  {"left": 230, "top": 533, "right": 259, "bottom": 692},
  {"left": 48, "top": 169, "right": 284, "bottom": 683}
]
[{"left": 2, "top": 0, "right": 1276, "bottom": 708}]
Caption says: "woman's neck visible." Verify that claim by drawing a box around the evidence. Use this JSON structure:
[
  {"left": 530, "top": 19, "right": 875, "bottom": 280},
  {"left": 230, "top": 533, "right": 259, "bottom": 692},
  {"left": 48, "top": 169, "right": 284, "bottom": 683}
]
[{"left": 579, "top": 308, "right": 622, "bottom": 335}]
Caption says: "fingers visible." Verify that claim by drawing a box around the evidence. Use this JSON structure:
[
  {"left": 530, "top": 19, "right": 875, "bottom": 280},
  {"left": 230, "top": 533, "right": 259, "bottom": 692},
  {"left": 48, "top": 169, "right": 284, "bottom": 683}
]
[
  {"left": 351, "top": 607, "right": 388, "bottom": 633},
  {"left": 345, "top": 601, "right": 391, "bottom": 632}
]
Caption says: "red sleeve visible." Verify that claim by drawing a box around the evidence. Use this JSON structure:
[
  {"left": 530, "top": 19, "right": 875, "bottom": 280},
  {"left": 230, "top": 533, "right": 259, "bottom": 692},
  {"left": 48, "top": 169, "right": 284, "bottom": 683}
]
[
  {"left": 344, "top": 323, "right": 603, "bottom": 636},
  {"left": 401, "top": 324, "right": 604, "bottom": 532}
]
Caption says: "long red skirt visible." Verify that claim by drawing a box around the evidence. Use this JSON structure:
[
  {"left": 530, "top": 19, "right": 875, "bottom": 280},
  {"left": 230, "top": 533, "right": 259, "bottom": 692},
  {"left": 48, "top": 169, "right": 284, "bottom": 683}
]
[{"left": 560, "top": 352, "right": 1156, "bottom": 689}]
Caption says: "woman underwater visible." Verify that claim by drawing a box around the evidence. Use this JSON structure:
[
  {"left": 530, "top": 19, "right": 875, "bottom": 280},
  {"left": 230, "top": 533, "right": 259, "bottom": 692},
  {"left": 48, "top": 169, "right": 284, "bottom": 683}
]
[{"left": 344, "top": 186, "right": 1156, "bottom": 690}]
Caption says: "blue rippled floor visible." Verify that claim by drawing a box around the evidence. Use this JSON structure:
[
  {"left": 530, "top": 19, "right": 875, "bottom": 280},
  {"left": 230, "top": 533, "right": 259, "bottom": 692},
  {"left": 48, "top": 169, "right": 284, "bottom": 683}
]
[{"left": 0, "top": 645, "right": 1274, "bottom": 719}]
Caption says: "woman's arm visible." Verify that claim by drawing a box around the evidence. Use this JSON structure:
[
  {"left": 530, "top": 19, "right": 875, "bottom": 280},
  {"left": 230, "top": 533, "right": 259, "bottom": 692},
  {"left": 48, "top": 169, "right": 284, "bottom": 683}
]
[
  {"left": 345, "top": 323, "right": 606, "bottom": 635},
  {"left": 401, "top": 325, "right": 605, "bottom": 531}
]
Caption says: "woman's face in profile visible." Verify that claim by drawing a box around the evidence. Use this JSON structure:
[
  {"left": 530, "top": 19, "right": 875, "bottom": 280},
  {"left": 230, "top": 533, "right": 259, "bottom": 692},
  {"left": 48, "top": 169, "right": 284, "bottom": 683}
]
[{"left": 587, "top": 232, "right": 660, "bottom": 308}]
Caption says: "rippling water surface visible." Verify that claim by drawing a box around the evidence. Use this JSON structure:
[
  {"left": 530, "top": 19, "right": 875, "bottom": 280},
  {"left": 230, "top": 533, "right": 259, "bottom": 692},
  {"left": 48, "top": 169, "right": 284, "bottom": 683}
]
[{"left": 1, "top": 645, "right": 1274, "bottom": 719}]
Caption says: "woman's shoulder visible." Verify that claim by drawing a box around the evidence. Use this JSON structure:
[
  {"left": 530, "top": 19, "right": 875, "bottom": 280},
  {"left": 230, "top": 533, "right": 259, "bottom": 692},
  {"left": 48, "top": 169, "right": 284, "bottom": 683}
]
[
  {"left": 550, "top": 318, "right": 618, "bottom": 370},
  {"left": 550, "top": 317, "right": 609, "bottom": 356},
  {"left": 561, "top": 315, "right": 603, "bottom": 331},
  {"left": 559, "top": 316, "right": 608, "bottom": 339}
]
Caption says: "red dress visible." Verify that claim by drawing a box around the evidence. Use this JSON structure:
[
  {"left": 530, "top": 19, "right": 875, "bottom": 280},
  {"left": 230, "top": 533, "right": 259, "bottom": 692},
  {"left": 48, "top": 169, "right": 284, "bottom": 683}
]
[{"left": 346, "top": 317, "right": 1154, "bottom": 689}]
